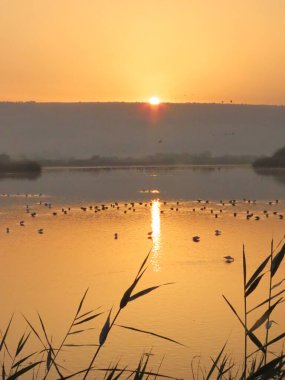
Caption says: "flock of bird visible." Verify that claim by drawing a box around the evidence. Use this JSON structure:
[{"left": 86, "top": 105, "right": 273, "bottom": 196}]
[{"left": 1, "top": 193, "right": 284, "bottom": 264}]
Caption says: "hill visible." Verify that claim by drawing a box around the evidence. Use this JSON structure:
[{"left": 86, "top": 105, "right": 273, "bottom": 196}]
[{"left": 1, "top": 102, "right": 285, "bottom": 159}]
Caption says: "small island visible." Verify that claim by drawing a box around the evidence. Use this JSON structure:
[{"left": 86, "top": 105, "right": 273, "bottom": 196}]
[
  {"left": 253, "top": 146, "right": 285, "bottom": 168},
  {"left": 0, "top": 154, "right": 42, "bottom": 176}
]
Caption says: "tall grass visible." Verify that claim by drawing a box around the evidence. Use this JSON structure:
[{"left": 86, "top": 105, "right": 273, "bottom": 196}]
[
  {"left": 0, "top": 241, "right": 285, "bottom": 379},
  {"left": 222, "top": 239, "right": 285, "bottom": 379}
]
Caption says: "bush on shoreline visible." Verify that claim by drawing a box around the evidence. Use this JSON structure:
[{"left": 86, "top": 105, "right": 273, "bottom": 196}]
[
  {"left": 253, "top": 147, "right": 285, "bottom": 168},
  {"left": 0, "top": 154, "right": 41, "bottom": 173}
]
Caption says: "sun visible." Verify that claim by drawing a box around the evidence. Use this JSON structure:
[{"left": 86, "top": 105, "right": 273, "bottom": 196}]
[{"left": 149, "top": 96, "right": 160, "bottom": 105}]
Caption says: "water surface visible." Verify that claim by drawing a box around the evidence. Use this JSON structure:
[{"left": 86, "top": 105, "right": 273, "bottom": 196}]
[{"left": 0, "top": 166, "right": 284, "bottom": 379}]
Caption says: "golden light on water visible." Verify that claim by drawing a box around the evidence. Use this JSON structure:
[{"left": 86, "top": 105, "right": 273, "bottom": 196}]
[
  {"left": 139, "top": 189, "right": 160, "bottom": 194},
  {"left": 150, "top": 199, "right": 161, "bottom": 272}
]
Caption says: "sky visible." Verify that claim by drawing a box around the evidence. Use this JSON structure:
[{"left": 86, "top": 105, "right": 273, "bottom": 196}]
[{"left": 0, "top": 0, "right": 285, "bottom": 104}]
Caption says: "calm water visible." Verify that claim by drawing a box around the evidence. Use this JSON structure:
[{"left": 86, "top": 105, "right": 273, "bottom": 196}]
[
  {"left": 0, "top": 165, "right": 285, "bottom": 203},
  {"left": 0, "top": 166, "right": 285, "bottom": 379}
]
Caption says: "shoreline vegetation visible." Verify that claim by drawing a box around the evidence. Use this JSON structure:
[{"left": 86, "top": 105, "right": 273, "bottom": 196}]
[
  {"left": 0, "top": 154, "right": 41, "bottom": 175},
  {"left": 39, "top": 153, "right": 257, "bottom": 167},
  {"left": 253, "top": 147, "right": 285, "bottom": 169},
  {"left": 0, "top": 242, "right": 285, "bottom": 379},
  {"left": 1, "top": 148, "right": 285, "bottom": 174}
]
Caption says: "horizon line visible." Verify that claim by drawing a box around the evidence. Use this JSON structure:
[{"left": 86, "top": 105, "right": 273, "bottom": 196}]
[{"left": 0, "top": 100, "right": 285, "bottom": 107}]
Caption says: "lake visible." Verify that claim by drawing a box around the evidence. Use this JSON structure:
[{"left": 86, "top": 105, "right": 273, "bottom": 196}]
[{"left": 0, "top": 166, "right": 284, "bottom": 379}]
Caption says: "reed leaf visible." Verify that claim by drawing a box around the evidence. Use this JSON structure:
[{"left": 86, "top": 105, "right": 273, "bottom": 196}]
[
  {"left": 15, "top": 332, "right": 30, "bottom": 357},
  {"left": 15, "top": 333, "right": 25, "bottom": 357},
  {"left": 22, "top": 316, "right": 46, "bottom": 349},
  {"left": 245, "top": 274, "right": 265, "bottom": 297},
  {"left": 105, "top": 363, "right": 125, "bottom": 380},
  {"left": 129, "top": 283, "right": 174, "bottom": 303},
  {"left": 103, "top": 363, "right": 113, "bottom": 380},
  {"left": 222, "top": 296, "right": 265, "bottom": 352},
  {"left": 112, "top": 367, "right": 127, "bottom": 380},
  {"left": 243, "top": 247, "right": 246, "bottom": 286},
  {"left": 6, "top": 361, "right": 42, "bottom": 380},
  {"left": 86, "top": 368, "right": 181, "bottom": 380},
  {"left": 133, "top": 356, "right": 144, "bottom": 380},
  {"left": 245, "top": 255, "right": 270, "bottom": 290},
  {"left": 12, "top": 352, "right": 36, "bottom": 369},
  {"left": 266, "top": 331, "right": 285, "bottom": 348},
  {"left": 68, "top": 328, "right": 95, "bottom": 335},
  {"left": 2, "top": 363, "right": 5, "bottom": 380},
  {"left": 120, "top": 270, "right": 146, "bottom": 309},
  {"left": 73, "top": 312, "right": 103, "bottom": 326},
  {"left": 271, "top": 279, "right": 285, "bottom": 290},
  {"left": 56, "top": 367, "right": 94, "bottom": 379},
  {"left": 75, "top": 308, "right": 100, "bottom": 321},
  {"left": 76, "top": 288, "right": 89, "bottom": 316},
  {"left": 37, "top": 314, "right": 65, "bottom": 379},
  {"left": 136, "top": 249, "right": 152, "bottom": 278},
  {"left": 0, "top": 316, "right": 13, "bottom": 352},
  {"left": 247, "top": 288, "right": 285, "bottom": 314},
  {"left": 63, "top": 344, "right": 99, "bottom": 347},
  {"left": 222, "top": 295, "right": 241, "bottom": 321},
  {"left": 247, "top": 332, "right": 266, "bottom": 354},
  {"left": 46, "top": 348, "right": 52, "bottom": 371},
  {"left": 120, "top": 251, "right": 152, "bottom": 309},
  {"left": 246, "top": 355, "right": 285, "bottom": 380},
  {"left": 115, "top": 324, "right": 185, "bottom": 346},
  {"left": 206, "top": 343, "right": 226, "bottom": 380},
  {"left": 68, "top": 330, "right": 85, "bottom": 335},
  {"left": 219, "top": 363, "right": 235, "bottom": 377},
  {"left": 271, "top": 243, "right": 285, "bottom": 278},
  {"left": 99, "top": 309, "right": 112, "bottom": 346},
  {"left": 216, "top": 354, "right": 234, "bottom": 380},
  {"left": 249, "top": 357, "right": 257, "bottom": 375},
  {"left": 249, "top": 298, "right": 282, "bottom": 333},
  {"left": 154, "top": 355, "right": 165, "bottom": 380},
  {"left": 250, "top": 332, "right": 285, "bottom": 356},
  {"left": 138, "top": 354, "right": 151, "bottom": 380},
  {"left": 37, "top": 313, "right": 49, "bottom": 345}
]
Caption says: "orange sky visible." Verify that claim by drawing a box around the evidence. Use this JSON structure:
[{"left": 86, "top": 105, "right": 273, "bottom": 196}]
[{"left": 0, "top": 0, "right": 285, "bottom": 104}]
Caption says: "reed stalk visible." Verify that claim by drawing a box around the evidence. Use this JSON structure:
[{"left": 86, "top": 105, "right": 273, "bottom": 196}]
[
  {"left": 242, "top": 245, "right": 247, "bottom": 379},
  {"left": 82, "top": 309, "right": 121, "bottom": 380},
  {"left": 264, "top": 239, "right": 274, "bottom": 364}
]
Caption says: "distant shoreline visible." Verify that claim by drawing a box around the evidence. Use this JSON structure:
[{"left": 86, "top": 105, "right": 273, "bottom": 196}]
[
  {"left": 253, "top": 161, "right": 285, "bottom": 169},
  {"left": 42, "top": 163, "right": 252, "bottom": 170},
  {"left": 0, "top": 161, "right": 42, "bottom": 175},
  {"left": 252, "top": 146, "right": 285, "bottom": 169},
  {"left": 38, "top": 153, "right": 257, "bottom": 168},
  {"left": 1, "top": 101, "right": 285, "bottom": 107}
]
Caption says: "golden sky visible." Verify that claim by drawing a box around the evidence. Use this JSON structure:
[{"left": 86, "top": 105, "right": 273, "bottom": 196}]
[{"left": 0, "top": 0, "right": 285, "bottom": 104}]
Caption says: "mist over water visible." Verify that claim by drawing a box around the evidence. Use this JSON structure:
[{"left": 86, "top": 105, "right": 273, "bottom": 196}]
[{"left": 1, "top": 102, "right": 285, "bottom": 159}]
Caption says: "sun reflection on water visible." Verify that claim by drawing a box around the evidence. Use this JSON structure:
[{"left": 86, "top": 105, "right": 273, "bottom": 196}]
[{"left": 150, "top": 199, "right": 161, "bottom": 272}]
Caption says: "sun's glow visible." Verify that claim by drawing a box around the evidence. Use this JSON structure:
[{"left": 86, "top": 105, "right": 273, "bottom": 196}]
[{"left": 149, "top": 96, "right": 160, "bottom": 105}]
